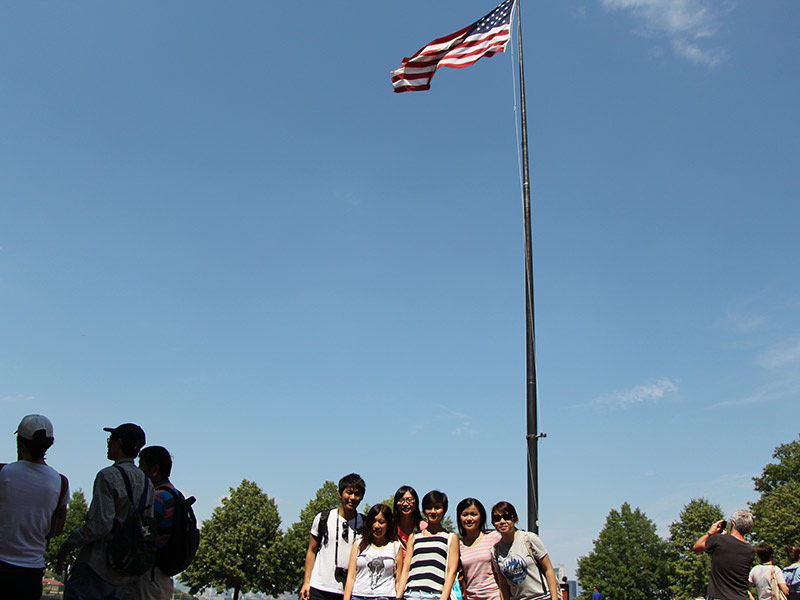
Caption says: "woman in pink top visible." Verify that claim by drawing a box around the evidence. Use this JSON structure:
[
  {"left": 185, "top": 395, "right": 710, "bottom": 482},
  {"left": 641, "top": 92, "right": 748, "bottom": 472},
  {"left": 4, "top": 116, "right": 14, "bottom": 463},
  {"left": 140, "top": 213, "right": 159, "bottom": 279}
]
[{"left": 457, "top": 498, "right": 501, "bottom": 600}]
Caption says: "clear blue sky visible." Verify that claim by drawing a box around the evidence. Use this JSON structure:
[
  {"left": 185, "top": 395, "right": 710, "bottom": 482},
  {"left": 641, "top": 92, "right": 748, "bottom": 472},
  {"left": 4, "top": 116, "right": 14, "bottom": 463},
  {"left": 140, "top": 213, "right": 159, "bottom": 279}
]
[{"left": 2, "top": 0, "right": 799, "bottom": 579}]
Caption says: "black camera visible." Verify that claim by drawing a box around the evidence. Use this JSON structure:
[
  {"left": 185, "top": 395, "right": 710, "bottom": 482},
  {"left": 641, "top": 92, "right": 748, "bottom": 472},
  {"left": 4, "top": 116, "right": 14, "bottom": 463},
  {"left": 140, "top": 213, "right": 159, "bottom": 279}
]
[{"left": 334, "top": 567, "right": 348, "bottom": 584}]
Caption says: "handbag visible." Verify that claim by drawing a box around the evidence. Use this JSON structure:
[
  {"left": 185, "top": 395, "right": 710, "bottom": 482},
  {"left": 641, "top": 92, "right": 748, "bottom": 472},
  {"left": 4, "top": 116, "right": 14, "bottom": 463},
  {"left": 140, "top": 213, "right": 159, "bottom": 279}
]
[{"left": 771, "top": 565, "right": 788, "bottom": 600}]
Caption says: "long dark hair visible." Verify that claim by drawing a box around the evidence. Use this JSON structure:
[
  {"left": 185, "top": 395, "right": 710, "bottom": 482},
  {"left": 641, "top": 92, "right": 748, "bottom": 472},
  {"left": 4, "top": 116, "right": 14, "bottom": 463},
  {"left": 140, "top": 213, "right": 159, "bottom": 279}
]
[
  {"left": 393, "top": 485, "right": 423, "bottom": 531},
  {"left": 456, "top": 497, "right": 488, "bottom": 537},
  {"left": 359, "top": 504, "right": 395, "bottom": 552}
]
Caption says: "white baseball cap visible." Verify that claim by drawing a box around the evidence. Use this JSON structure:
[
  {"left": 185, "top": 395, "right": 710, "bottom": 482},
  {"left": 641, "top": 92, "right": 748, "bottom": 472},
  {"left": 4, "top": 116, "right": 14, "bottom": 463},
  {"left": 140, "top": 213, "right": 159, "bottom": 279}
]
[{"left": 16, "top": 414, "right": 54, "bottom": 440}]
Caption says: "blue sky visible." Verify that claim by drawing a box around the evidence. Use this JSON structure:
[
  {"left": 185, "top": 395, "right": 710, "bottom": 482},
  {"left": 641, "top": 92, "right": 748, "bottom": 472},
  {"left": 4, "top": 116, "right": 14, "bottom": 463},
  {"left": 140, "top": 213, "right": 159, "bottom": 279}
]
[{"left": 2, "top": 0, "right": 799, "bottom": 579}]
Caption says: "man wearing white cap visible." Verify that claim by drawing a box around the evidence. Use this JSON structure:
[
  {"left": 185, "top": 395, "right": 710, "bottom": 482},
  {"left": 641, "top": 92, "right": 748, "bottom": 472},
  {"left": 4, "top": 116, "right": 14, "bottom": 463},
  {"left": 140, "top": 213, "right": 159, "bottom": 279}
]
[
  {"left": 60, "top": 423, "right": 154, "bottom": 600},
  {"left": 0, "top": 414, "right": 69, "bottom": 600}
]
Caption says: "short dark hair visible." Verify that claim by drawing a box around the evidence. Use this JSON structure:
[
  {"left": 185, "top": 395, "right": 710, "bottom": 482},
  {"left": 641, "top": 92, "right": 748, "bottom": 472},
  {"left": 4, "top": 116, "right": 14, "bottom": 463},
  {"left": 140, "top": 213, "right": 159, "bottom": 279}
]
[
  {"left": 456, "top": 497, "right": 488, "bottom": 537},
  {"left": 139, "top": 446, "right": 173, "bottom": 478},
  {"left": 786, "top": 545, "right": 800, "bottom": 564},
  {"left": 422, "top": 490, "right": 448, "bottom": 512},
  {"left": 491, "top": 501, "right": 518, "bottom": 521},
  {"left": 338, "top": 473, "right": 366, "bottom": 495},
  {"left": 755, "top": 543, "right": 774, "bottom": 563},
  {"left": 18, "top": 433, "right": 54, "bottom": 460}
]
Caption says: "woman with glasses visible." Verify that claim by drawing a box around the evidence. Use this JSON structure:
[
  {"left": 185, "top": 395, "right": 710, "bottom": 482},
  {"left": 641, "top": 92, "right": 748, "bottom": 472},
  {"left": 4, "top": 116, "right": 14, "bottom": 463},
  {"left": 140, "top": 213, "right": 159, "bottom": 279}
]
[
  {"left": 400, "top": 491, "right": 460, "bottom": 600},
  {"left": 457, "top": 498, "right": 501, "bottom": 600},
  {"left": 394, "top": 486, "right": 427, "bottom": 556},
  {"left": 489, "top": 502, "right": 559, "bottom": 600}
]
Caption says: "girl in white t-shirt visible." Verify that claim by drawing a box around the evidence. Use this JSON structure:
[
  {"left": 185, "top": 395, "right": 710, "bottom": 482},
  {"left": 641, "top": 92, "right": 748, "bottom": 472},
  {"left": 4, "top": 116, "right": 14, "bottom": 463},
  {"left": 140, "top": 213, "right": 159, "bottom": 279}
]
[
  {"left": 489, "top": 501, "right": 559, "bottom": 600},
  {"left": 749, "top": 543, "right": 789, "bottom": 600},
  {"left": 345, "top": 504, "right": 405, "bottom": 600}
]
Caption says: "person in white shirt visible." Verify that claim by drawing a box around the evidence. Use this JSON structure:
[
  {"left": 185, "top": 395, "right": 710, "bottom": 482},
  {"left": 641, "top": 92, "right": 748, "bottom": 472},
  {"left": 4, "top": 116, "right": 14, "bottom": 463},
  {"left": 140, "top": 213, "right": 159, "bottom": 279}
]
[
  {"left": 749, "top": 543, "right": 789, "bottom": 600},
  {"left": 0, "top": 414, "right": 69, "bottom": 600}
]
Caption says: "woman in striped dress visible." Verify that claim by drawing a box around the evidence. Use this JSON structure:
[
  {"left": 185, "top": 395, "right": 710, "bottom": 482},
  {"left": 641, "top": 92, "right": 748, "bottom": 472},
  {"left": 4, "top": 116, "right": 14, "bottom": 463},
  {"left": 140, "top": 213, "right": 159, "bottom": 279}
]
[
  {"left": 400, "top": 491, "right": 460, "bottom": 600},
  {"left": 457, "top": 498, "right": 501, "bottom": 600}
]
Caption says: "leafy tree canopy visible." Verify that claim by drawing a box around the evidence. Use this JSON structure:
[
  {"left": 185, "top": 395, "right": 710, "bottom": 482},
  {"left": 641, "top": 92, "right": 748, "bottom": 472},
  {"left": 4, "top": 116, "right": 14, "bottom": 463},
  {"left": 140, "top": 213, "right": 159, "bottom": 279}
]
[
  {"left": 180, "top": 479, "right": 284, "bottom": 600},
  {"left": 752, "top": 435, "right": 800, "bottom": 493},
  {"left": 750, "top": 434, "right": 800, "bottom": 555},
  {"left": 279, "top": 480, "right": 341, "bottom": 592},
  {"left": 751, "top": 481, "right": 800, "bottom": 557},
  {"left": 667, "top": 498, "right": 723, "bottom": 600},
  {"left": 577, "top": 502, "right": 671, "bottom": 600},
  {"left": 45, "top": 489, "right": 88, "bottom": 580}
]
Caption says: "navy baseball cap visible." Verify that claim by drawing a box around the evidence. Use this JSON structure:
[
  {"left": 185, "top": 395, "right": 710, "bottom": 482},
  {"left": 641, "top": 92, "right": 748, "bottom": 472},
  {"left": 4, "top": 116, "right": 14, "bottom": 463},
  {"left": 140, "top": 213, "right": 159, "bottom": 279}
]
[{"left": 104, "top": 423, "right": 146, "bottom": 452}]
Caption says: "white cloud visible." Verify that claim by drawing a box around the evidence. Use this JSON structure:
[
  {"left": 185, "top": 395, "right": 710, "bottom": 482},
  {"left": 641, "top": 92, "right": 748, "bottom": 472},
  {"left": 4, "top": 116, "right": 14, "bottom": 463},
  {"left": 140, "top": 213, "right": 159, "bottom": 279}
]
[
  {"left": 410, "top": 405, "right": 477, "bottom": 437},
  {"left": 672, "top": 38, "right": 726, "bottom": 67},
  {"left": 755, "top": 340, "right": 800, "bottom": 369},
  {"left": 718, "top": 306, "right": 767, "bottom": 334},
  {"left": 590, "top": 377, "right": 679, "bottom": 409},
  {"left": 1, "top": 394, "right": 35, "bottom": 404},
  {"left": 599, "top": 0, "right": 729, "bottom": 67}
]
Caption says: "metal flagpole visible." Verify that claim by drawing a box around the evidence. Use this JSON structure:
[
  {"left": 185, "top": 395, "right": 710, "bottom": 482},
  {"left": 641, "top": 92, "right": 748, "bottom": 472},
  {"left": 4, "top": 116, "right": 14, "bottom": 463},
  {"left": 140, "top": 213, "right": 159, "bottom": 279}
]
[{"left": 516, "top": 0, "right": 543, "bottom": 535}]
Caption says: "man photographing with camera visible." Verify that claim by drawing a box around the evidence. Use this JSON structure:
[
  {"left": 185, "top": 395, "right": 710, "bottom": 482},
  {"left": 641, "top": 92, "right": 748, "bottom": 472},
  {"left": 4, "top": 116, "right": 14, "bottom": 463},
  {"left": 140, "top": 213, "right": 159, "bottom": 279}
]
[
  {"left": 693, "top": 510, "right": 756, "bottom": 600},
  {"left": 301, "top": 474, "right": 366, "bottom": 600}
]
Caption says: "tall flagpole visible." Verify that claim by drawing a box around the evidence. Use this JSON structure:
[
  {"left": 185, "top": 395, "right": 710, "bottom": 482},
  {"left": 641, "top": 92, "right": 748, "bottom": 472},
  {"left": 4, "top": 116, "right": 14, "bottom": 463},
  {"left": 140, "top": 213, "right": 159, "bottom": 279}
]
[{"left": 516, "top": 0, "right": 542, "bottom": 535}]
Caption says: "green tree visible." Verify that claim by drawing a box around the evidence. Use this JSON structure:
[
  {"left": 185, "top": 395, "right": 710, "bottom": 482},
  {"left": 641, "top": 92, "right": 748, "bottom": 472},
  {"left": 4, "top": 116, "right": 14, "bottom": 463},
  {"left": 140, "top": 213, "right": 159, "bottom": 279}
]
[
  {"left": 180, "top": 479, "right": 284, "bottom": 600},
  {"left": 750, "top": 435, "right": 800, "bottom": 552},
  {"left": 752, "top": 435, "right": 800, "bottom": 493},
  {"left": 576, "top": 502, "right": 671, "bottom": 600},
  {"left": 45, "top": 489, "right": 88, "bottom": 581},
  {"left": 278, "top": 480, "right": 341, "bottom": 592},
  {"left": 667, "top": 498, "right": 723, "bottom": 600}
]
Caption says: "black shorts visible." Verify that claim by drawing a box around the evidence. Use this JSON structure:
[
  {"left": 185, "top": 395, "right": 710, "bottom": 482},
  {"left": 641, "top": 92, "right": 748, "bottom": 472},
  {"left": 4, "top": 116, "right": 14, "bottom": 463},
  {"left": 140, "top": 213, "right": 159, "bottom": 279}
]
[
  {"left": 0, "top": 560, "right": 45, "bottom": 600},
  {"left": 310, "top": 587, "right": 345, "bottom": 600}
]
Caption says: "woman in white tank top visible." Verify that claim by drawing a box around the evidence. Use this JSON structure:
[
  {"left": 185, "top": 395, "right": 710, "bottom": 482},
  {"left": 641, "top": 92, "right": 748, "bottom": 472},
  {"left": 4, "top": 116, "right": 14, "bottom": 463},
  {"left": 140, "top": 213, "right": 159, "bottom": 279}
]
[{"left": 344, "top": 504, "right": 406, "bottom": 600}]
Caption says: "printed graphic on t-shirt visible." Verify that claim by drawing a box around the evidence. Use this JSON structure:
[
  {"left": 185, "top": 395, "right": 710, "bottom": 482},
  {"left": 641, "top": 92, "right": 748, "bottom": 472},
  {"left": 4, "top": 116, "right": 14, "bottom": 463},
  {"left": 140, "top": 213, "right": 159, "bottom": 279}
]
[
  {"left": 500, "top": 553, "right": 528, "bottom": 585},
  {"left": 368, "top": 557, "right": 393, "bottom": 589}
]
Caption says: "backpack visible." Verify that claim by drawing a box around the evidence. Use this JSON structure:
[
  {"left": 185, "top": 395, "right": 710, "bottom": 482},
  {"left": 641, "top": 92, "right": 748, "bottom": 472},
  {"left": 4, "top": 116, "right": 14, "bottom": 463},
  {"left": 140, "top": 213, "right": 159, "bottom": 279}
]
[
  {"left": 106, "top": 465, "right": 157, "bottom": 576},
  {"left": 154, "top": 485, "right": 200, "bottom": 576},
  {"left": 314, "top": 509, "right": 365, "bottom": 548}
]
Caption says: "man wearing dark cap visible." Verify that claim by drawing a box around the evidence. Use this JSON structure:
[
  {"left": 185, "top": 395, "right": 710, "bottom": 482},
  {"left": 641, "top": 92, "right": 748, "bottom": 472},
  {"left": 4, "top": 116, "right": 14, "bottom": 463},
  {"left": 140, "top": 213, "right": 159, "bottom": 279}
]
[
  {"left": 0, "top": 414, "right": 69, "bottom": 600},
  {"left": 60, "top": 423, "right": 154, "bottom": 600}
]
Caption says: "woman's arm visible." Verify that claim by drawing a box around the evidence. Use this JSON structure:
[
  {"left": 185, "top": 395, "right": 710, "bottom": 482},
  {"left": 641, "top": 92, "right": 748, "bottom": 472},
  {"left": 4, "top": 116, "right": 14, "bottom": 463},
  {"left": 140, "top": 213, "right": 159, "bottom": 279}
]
[
  {"left": 440, "top": 534, "right": 460, "bottom": 600},
  {"left": 343, "top": 543, "right": 359, "bottom": 600},
  {"left": 538, "top": 554, "right": 560, "bottom": 600},
  {"left": 396, "top": 541, "right": 408, "bottom": 599}
]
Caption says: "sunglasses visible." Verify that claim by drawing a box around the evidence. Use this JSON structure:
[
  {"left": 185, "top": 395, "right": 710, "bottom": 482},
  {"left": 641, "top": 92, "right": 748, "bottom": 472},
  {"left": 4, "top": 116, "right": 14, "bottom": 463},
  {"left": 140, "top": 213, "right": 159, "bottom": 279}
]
[{"left": 491, "top": 512, "right": 515, "bottom": 523}]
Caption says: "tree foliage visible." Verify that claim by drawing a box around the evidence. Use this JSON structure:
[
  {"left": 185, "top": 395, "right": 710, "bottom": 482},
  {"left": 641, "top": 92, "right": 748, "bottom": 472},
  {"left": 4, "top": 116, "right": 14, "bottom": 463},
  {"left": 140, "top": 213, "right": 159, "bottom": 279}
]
[
  {"left": 279, "top": 480, "right": 341, "bottom": 592},
  {"left": 576, "top": 502, "right": 671, "bottom": 600},
  {"left": 45, "top": 489, "right": 88, "bottom": 580},
  {"left": 750, "top": 435, "right": 800, "bottom": 553},
  {"left": 667, "top": 498, "right": 723, "bottom": 600},
  {"left": 752, "top": 435, "right": 800, "bottom": 493},
  {"left": 180, "top": 479, "right": 284, "bottom": 600}
]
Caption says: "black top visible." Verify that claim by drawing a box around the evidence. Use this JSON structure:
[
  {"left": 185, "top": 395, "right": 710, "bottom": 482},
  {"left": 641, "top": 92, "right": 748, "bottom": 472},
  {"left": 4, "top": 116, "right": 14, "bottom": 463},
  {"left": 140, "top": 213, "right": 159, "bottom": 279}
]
[{"left": 706, "top": 534, "right": 755, "bottom": 600}]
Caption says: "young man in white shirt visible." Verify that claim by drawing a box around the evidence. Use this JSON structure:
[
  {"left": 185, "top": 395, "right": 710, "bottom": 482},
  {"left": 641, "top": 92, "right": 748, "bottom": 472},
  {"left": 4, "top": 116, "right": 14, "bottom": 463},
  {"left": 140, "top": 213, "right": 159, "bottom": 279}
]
[
  {"left": 301, "top": 473, "right": 366, "bottom": 600},
  {"left": 0, "top": 415, "right": 69, "bottom": 600}
]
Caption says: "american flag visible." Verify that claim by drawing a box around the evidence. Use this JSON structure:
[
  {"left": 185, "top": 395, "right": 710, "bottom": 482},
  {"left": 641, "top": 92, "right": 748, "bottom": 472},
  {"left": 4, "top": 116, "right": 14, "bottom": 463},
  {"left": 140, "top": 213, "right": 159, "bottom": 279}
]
[{"left": 391, "top": 0, "right": 516, "bottom": 93}]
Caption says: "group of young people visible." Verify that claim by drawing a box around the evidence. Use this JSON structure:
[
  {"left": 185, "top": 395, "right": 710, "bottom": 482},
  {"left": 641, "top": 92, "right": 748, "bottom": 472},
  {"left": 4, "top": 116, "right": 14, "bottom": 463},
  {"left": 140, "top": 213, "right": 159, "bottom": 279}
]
[{"left": 300, "top": 474, "right": 560, "bottom": 600}]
